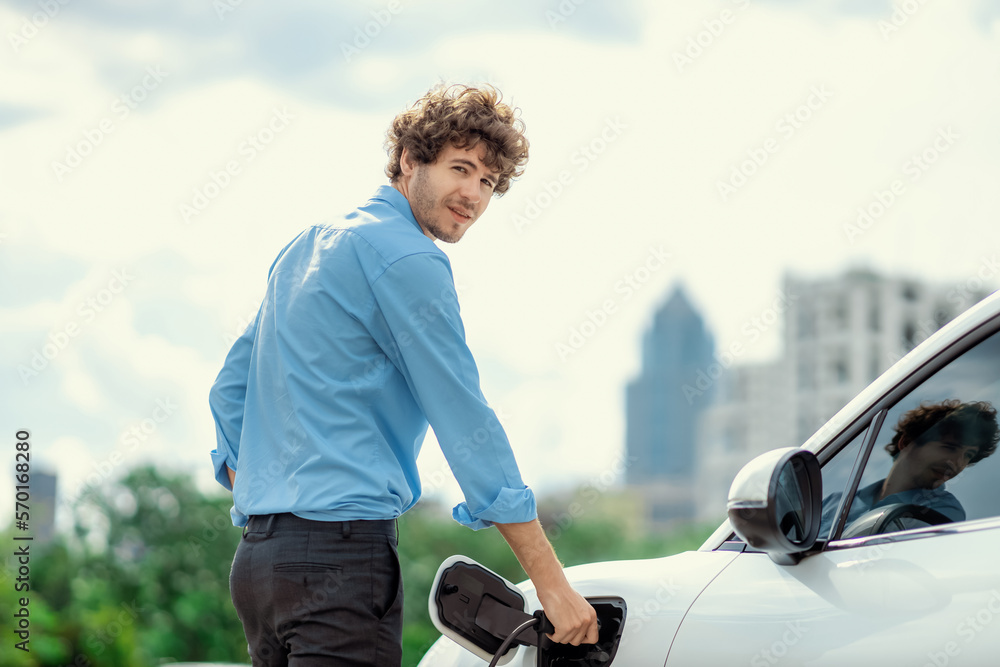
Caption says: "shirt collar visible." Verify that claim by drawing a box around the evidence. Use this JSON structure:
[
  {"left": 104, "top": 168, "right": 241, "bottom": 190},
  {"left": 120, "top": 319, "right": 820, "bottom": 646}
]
[
  {"left": 369, "top": 184, "right": 423, "bottom": 235},
  {"left": 860, "top": 478, "right": 949, "bottom": 507}
]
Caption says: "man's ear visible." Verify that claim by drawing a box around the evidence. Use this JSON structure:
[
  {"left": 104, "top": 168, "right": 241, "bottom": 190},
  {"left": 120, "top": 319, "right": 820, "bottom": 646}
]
[
  {"left": 897, "top": 436, "right": 911, "bottom": 452},
  {"left": 399, "top": 147, "right": 417, "bottom": 177}
]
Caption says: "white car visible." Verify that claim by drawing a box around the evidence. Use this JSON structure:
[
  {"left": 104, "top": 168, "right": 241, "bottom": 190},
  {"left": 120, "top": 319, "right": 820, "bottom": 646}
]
[{"left": 420, "top": 289, "right": 1000, "bottom": 667}]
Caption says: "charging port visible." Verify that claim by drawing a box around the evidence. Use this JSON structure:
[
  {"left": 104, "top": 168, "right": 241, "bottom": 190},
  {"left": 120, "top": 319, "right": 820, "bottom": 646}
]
[
  {"left": 433, "top": 559, "right": 528, "bottom": 658},
  {"left": 537, "top": 597, "right": 626, "bottom": 667},
  {"left": 429, "top": 556, "right": 628, "bottom": 666}
]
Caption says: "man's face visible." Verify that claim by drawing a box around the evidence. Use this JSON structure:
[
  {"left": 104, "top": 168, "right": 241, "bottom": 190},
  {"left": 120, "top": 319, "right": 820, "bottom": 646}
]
[
  {"left": 895, "top": 434, "right": 979, "bottom": 490},
  {"left": 405, "top": 143, "right": 499, "bottom": 244}
]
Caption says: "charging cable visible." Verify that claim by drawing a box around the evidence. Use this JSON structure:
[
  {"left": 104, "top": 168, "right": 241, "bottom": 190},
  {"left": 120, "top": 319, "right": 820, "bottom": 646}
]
[{"left": 488, "top": 611, "right": 548, "bottom": 667}]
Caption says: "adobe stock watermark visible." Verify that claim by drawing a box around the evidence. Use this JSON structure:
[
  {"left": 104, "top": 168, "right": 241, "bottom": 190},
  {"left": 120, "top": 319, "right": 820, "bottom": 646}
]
[
  {"left": 61, "top": 398, "right": 178, "bottom": 510},
  {"left": 843, "top": 126, "right": 959, "bottom": 243},
  {"left": 17, "top": 268, "right": 135, "bottom": 385},
  {"left": 239, "top": 436, "right": 305, "bottom": 497},
  {"left": 39, "top": 600, "right": 146, "bottom": 665},
  {"left": 213, "top": 0, "right": 245, "bottom": 21},
  {"left": 878, "top": 0, "right": 929, "bottom": 41},
  {"left": 347, "top": 280, "right": 468, "bottom": 395},
  {"left": 945, "top": 255, "right": 999, "bottom": 309},
  {"left": 803, "top": 409, "right": 853, "bottom": 449},
  {"left": 750, "top": 620, "right": 809, "bottom": 667},
  {"left": 403, "top": 279, "right": 466, "bottom": 337},
  {"left": 179, "top": 106, "right": 295, "bottom": 223},
  {"left": 544, "top": 453, "right": 637, "bottom": 541},
  {"left": 881, "top": 259, "right": 998, "bottom": 368},
  {"left": 422, "top": 406, "right": 515, "bottom": 495},
  {"left": 673, "top": 0, "right": 752, "bottom": 74},
  {"left": 853, "top": 539, "right": 894, "bottom": 571},
  {"left": 188, "top": 511, "right": 235, "bottom": 557},
  {"left": 85, "top": 600, "right": 147, "bottom": 659},
  {"left": 682, "top": 290, "right": 797, "bottom": 404},
  {"left": 717, "top": 84, "right": 833, "bottom": 202},
  {"left": 884, "top": 314, "right": 950, "bottom": 368},
  {"left": 556, "top": 245, "right": 671, "bottom": 362},
  {"left": 8, "top": 0, "right": 72, "bottom": 53},
  {"left": 222, "top": 305, "right": 260, "bottom": 347},
  {"left": 51, "top": 66, "right": 169, "bottom": 182},
  {"left": 511, "top": 116, "right": 627, "bottom": 233},
  {"left": 545, "top": 0, "right": 588, "bottom": 28},
  {"left": 921, "top": 589, "right": 1000, "bottom": 667},
  {"left": 451, "top": 408, "right": 512, "bottom": 466},
  {"left": 625, "top": 578, "right": 681, "bottom": 637},
  {"left": 340, "top": 0, "right": 403, "bottom": 62}
]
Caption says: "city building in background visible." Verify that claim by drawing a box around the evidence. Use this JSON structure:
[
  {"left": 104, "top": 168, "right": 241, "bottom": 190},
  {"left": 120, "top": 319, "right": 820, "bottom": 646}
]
[
  {"left": 31, "top": 469, "right": 58, "bottom": 544},
  {"left": 624, "top": 284, "right": 715, "bottom": 526},
  {"left": 694, "top": 267, "right": 992, "bottom": 522},
  {"left": 625, "top": 268, "right": 993, "bottom": 529}
]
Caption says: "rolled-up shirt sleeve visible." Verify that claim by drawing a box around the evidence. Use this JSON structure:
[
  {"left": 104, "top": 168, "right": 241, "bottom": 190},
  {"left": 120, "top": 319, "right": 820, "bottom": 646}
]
[{"left": 371, "top": 252, "right": 537, "bottom": 529}]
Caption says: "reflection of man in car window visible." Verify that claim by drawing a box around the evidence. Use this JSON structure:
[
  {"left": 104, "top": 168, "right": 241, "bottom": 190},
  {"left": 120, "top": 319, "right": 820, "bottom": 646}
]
[{"left": 821, "top": 400, "right": 999, "bottom": 538}]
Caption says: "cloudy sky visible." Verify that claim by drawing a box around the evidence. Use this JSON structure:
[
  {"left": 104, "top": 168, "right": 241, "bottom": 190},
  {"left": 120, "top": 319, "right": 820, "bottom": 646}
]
[{"left": 2, "top": 0, "right": 999, "bottom": 530}]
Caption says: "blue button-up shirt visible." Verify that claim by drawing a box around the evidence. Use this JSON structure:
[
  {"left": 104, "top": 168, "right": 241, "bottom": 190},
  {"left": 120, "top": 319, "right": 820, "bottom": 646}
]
[
  {"left": 209, "top": 185, "right": 536, "bottom": 529},
  {"left": 819, "top": 479, "right": 964, "bottom": 539}
]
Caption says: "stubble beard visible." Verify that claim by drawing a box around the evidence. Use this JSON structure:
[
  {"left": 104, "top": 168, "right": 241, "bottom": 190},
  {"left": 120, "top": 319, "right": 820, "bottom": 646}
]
[{"left": 410, "top": 168, "right": 465, "bottom": 244}]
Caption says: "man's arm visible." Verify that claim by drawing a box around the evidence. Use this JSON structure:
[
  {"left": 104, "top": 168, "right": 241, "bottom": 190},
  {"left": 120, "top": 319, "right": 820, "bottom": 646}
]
[
  {"left": 209, "top": 246, "right": 290, "bottom": 493},
  {"left": 495, "top": 520, "right": 599, "bottom": 646},
  {"left": 371, "top": 256, "right": 597, "bottom": 641},
  {"left": 208, "top": 315, "right": 257, "bottom": 491},
  {"left": 370, "top": 255, "right": 535, "bottom": 526}
]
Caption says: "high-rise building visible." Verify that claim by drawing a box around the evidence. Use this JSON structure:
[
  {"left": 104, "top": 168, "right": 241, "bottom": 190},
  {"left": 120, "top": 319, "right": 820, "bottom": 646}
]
[
  {"left": 625, "top": 285, "right": 715, "bottom": 524},
  {"left": 693, "top": 268, "right": 992, "bottom": 521},
  {"left": 31, "top": 469, "right": 57, "bottom": 544}
]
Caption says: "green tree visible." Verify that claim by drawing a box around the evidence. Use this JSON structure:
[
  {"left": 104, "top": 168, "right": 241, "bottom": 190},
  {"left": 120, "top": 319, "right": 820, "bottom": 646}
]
[
  {"left": 1, "top": 466, "right": 249, "bottom": 667},
  {"left": 67, "top": 466, "right": 247, "bottom": 665}
]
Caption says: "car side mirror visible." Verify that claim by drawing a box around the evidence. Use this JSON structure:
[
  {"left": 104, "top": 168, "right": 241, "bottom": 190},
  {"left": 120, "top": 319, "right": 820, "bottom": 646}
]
[{"left": 727, "top": 447, "right": 822, "bottom": 565}]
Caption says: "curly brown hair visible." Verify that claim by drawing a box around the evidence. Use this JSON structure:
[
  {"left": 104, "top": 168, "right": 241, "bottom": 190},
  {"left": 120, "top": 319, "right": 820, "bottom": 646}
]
[
  {"left": 885, "top": 399, "right": 1000, "bottom": 465},
  {"left": 384, "top": 84, "right": 529, "bottom": 196}
]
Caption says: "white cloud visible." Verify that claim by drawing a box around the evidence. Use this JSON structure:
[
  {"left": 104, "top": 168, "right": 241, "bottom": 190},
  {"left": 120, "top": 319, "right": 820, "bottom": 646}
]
[{"left": 3, "top": 0, "right": 1000, "bottom": 528}]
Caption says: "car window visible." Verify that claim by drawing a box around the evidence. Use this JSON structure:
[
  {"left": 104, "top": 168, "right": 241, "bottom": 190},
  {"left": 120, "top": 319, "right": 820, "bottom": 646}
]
[
  {"left": 816, "top": 427, "right": 869, "bottom": 541},
  {"left": 833, "top": 328, "right": 1000, "bottom": 540}
]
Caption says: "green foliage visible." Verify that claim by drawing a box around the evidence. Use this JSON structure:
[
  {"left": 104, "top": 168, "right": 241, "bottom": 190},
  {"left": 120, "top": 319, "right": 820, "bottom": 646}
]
[
  {"left": 1, "top": 466, "right": 247, "bottom": 667},
  {"left": 2, "top": 467, "right": 717, "bottom": 667}
]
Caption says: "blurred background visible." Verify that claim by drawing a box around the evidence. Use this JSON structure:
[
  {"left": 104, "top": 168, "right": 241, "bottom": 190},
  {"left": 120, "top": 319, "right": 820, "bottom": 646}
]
[{"left": 2, "top": 0, "right": 999, "bottom": 664}]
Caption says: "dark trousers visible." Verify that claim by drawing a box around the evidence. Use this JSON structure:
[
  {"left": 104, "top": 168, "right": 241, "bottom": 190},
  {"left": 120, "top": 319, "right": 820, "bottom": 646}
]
[{"left": 229, "top": 513, "right": 403, "bottom": 667}]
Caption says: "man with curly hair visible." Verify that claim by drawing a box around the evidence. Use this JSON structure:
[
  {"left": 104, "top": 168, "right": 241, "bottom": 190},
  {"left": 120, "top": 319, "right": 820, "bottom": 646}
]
[
  {"left": 209, "top": 84, "right": 598, "bottom": 666},
  {"left": 879, "top": 399, "right": 999, "bottom": 499},
  {"left": 820, "top": 399, "right": 999, "bottom": 538}
]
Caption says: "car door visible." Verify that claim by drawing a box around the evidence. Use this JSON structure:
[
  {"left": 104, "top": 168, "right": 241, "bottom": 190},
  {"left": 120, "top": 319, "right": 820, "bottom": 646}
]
[{"left": 665, "top": 319, "right": 1000, "bottom": 666}]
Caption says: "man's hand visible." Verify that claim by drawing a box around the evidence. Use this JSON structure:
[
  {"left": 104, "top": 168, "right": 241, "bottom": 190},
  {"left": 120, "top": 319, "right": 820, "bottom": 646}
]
[
  {"left": 534, "top": 579, "right": 599, "bottom": 645},
  {"left": 495, "top": 520, "right": 599, "bottom": 645}
]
